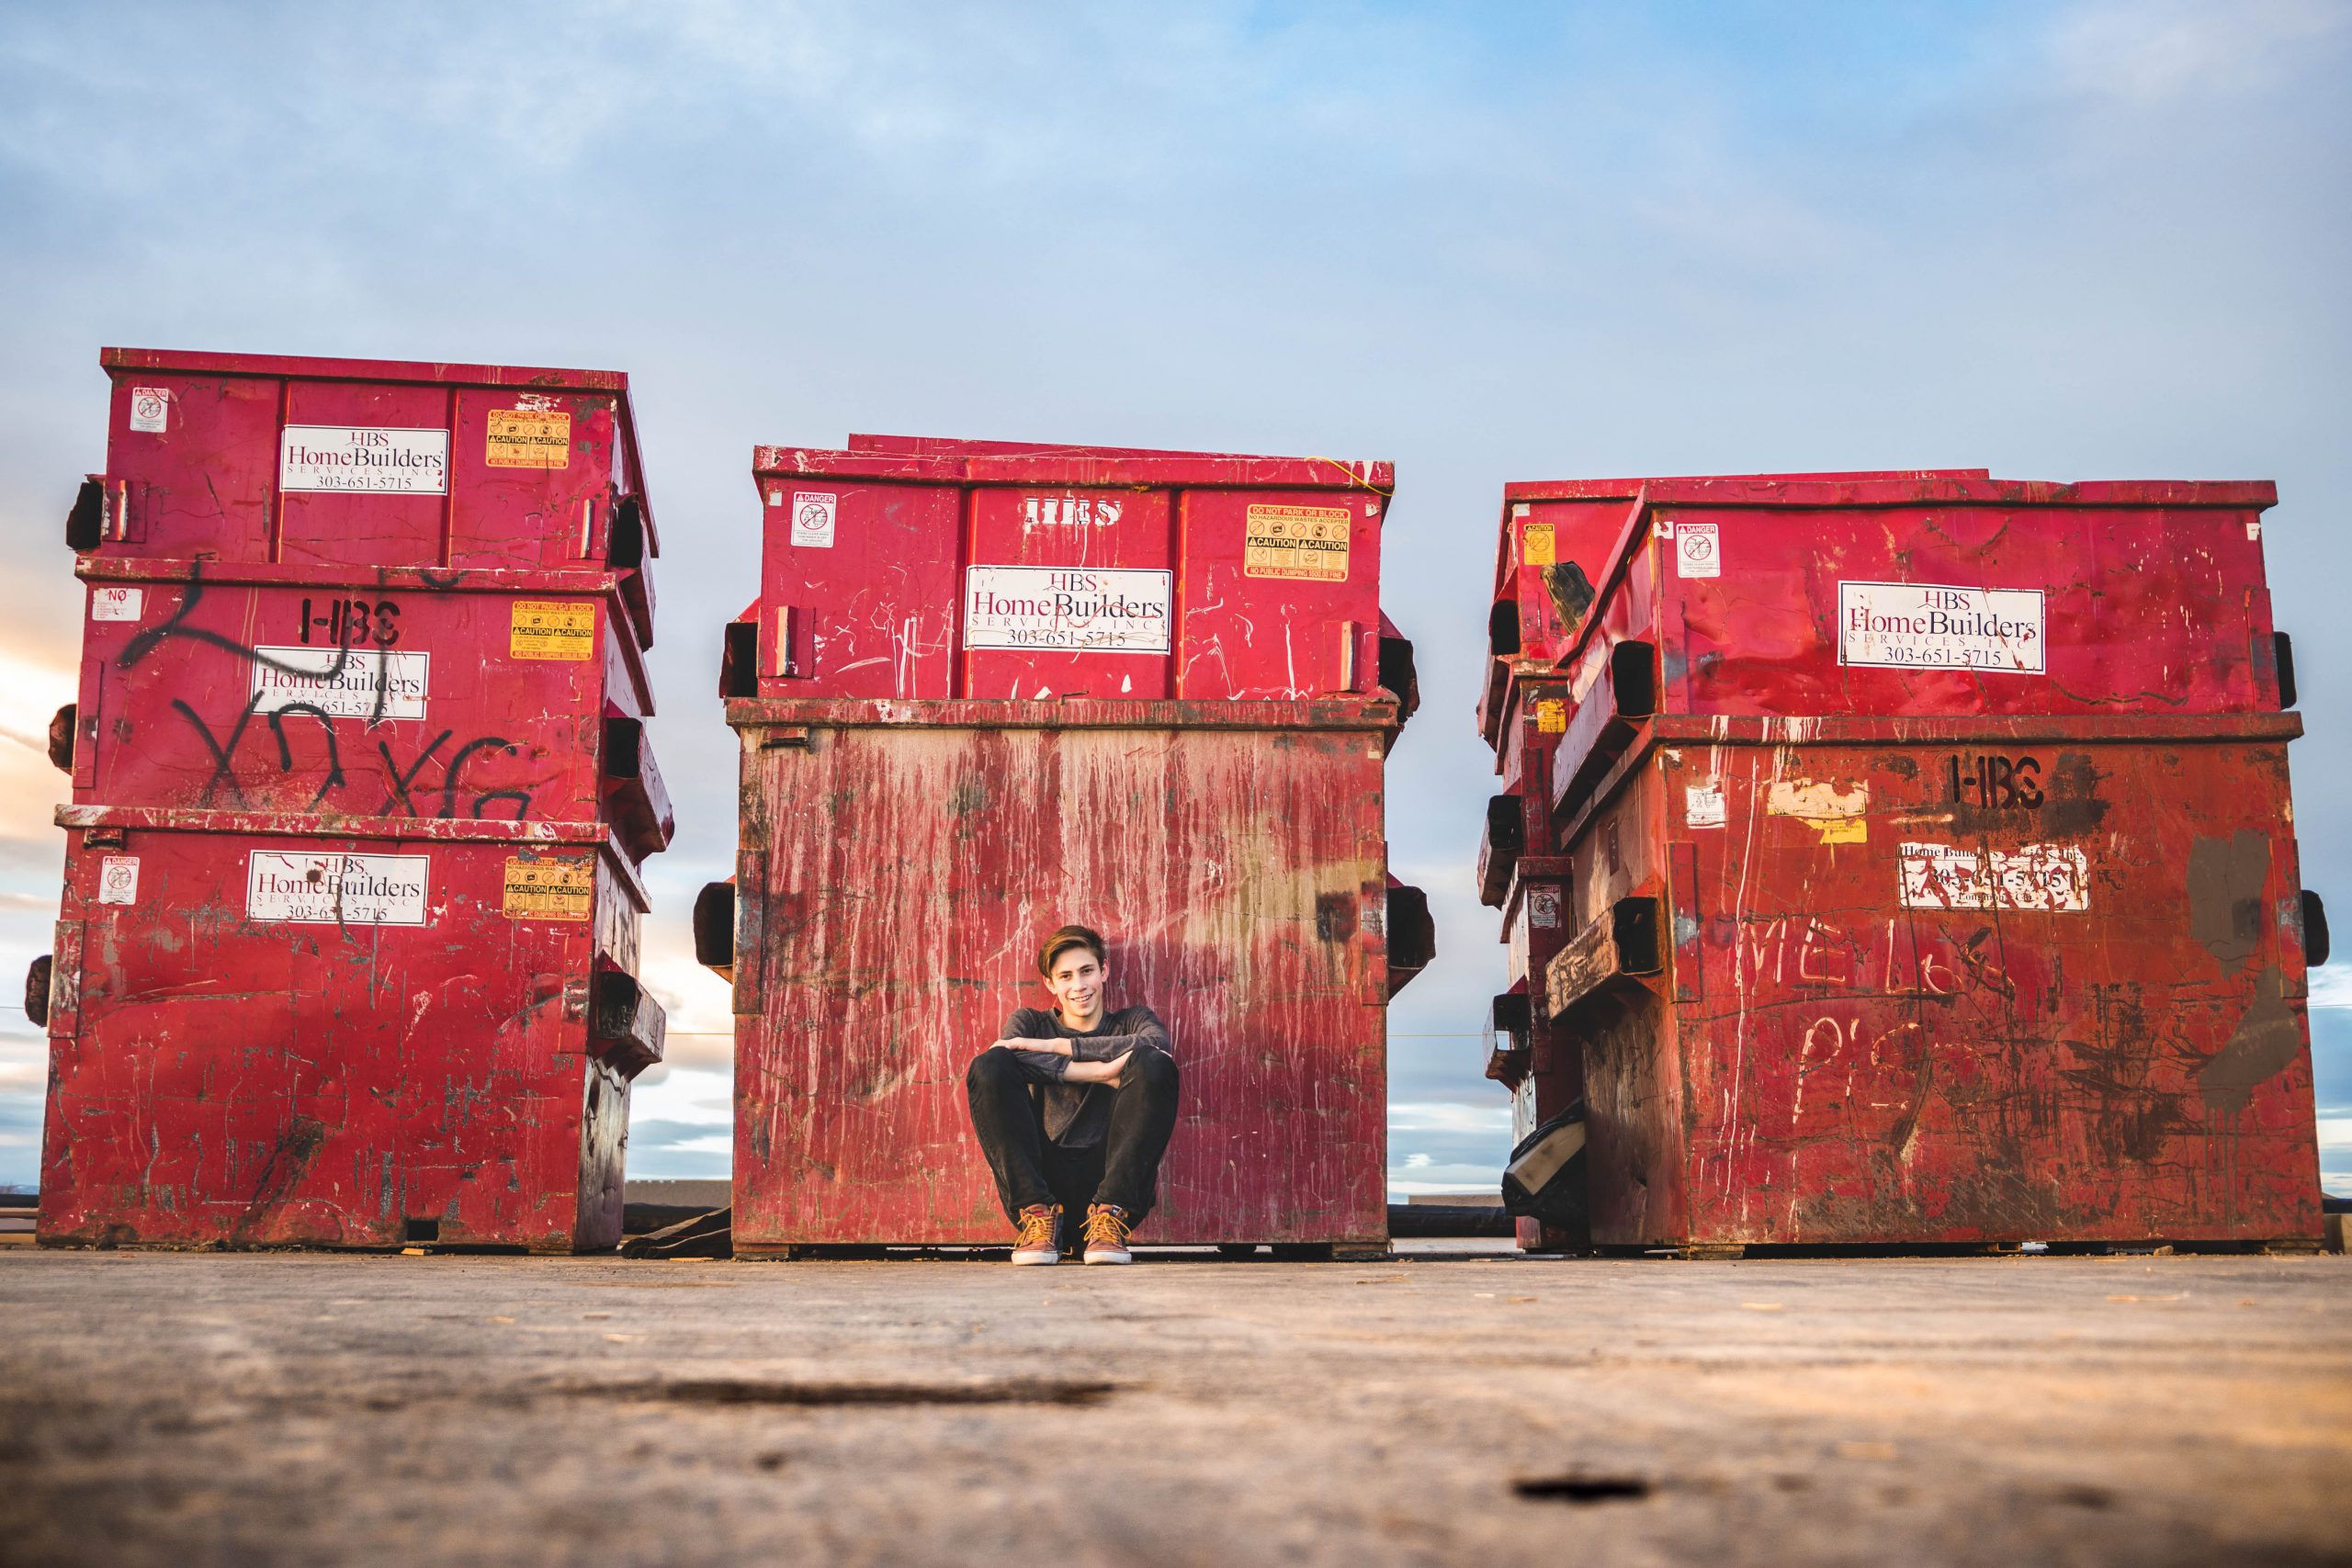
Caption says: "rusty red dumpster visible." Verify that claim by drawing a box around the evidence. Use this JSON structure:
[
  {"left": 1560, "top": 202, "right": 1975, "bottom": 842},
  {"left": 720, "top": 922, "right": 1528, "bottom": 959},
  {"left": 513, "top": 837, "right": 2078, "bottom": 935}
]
[
  {"left": 39, "top": 810, "right": 659, "bottom": 1249},
  {"left": 1487, "top": 470, "right": 2323, "bottom": 1251},
  {"left": 60, "top": 559, "right": 668, "bottom": 849},
  {"left": 78, "top": 346, "right": 658, "bottom": 641},
  {"left": 1546, "top": 713, "right": 2320, "bottom": 1248},
  {"left": 716, "top": 435, "right": 1425, "bottom": 1254},
  {"left": 35, "top": 347, "right": 671, "bottom": 1252}
]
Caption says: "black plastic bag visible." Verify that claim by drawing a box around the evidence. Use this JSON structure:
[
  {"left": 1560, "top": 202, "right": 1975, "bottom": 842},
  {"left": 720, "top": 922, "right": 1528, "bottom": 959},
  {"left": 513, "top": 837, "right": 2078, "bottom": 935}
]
[{"left": 1501, "top": 1099, "right": 1588, "bottom": 1231}]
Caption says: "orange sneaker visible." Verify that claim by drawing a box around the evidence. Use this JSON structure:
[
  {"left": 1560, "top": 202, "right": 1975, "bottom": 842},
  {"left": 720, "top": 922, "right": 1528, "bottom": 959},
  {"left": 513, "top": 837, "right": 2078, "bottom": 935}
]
[
  {"left": 1082, "top": 1203, "right": 1134, "bottom": 1265},
  {"left": 1011, "top": 1203, "right": 1061, "bottom": 1266}
]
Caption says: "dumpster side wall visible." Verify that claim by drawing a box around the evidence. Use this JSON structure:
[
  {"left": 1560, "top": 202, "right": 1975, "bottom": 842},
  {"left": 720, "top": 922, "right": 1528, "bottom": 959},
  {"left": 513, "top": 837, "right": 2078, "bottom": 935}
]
[
  {"left": 1566, "top": 728, "right": 2321, "bottom": 1247},
  {"left": 731, "top": 717, "right": 1392, "bottom": 1247},
  {"left": 38, "top": 827, "right": 640, "bottom": 1251}
]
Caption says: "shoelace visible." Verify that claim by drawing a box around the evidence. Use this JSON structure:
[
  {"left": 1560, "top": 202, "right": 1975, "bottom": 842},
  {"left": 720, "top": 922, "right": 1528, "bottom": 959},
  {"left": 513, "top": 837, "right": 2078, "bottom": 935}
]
[
  {"left": 1014, "top": 1206, "right": 1060, "bottom": 1251},
  {"left": 1084, "top": 1207, "right": 1131, "bottom": 1251}
]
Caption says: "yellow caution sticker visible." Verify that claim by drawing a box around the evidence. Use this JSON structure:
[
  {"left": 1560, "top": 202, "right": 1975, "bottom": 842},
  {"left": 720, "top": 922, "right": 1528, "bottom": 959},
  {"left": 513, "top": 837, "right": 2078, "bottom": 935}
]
[
  {"left": 1535, "top": 698, "right": 1566, "bottom": 734},
  {"left": 502, "top": 855, "right": 593, "bottom": 919},
  {"left": 1522, "top": 522, "right": 1555, "bottom": 567},
  {"left": 485, "top": 408, "right": 572, "bottom": 468},
  {"left": 511, "top": 600, "right": 595, "bottom": 660},
  {"left": 1244, "top": 503, "right": 1351, "bottom": 581}
]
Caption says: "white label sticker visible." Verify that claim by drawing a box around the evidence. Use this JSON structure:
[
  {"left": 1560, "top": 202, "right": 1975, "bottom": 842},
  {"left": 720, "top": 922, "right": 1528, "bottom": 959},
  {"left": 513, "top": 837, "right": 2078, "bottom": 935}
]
[
  {"left": 279, "top": 426, "right": 450, "bottom": 494},
  {"left": 1839, "top": 581, "right": 2045, "bottom": 673},
  {"left": 1676, "top": 523, "right": 1721, "bottom": 579},
  {"left": 129, "top": 387, "right": 169, "bottom": 433},
  {"left": 1898, "top": 841, "right": 2089, "bottom": 912},
  {"left": 790, "top": 491, "right": 837, "bottom": 548},
  {"left": 250, "top": 648, "right": 429, "bottom": 720},
  {"left": 1685, "top": 783, "right": 1726, "bottom": 829},
  {"left": 1528, "top": 885, "right": 1562, "bottom": 930},
  {"left": 246, "top": 852, "right": 430, "bottom": 926},
  {"left": 90, "top": 586, "right": 144, "bottom": 622},
  {"left": 965, "top": 566, "right": 1173, "bottom": 654},
  {"left": 97, "top": 855, "right": 140, "bottom": 906}
]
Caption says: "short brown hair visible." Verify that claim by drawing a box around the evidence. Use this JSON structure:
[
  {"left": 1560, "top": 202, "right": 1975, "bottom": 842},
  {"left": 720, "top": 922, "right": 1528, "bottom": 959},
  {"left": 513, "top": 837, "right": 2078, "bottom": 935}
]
[{"left": 1038, "top": 925, "right": 1106, "bottom": 977}]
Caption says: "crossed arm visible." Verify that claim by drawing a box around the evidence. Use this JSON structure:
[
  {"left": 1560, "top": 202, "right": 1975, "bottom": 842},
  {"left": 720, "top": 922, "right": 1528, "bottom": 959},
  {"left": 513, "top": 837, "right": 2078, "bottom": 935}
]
[{"left": 989, "top": 1009, "right": 1172, "bottom": 1087}]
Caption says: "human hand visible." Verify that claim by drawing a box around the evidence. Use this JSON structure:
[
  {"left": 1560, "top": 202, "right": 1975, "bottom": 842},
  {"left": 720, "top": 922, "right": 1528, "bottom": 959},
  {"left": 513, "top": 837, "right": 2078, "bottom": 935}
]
[
  {"left": 1064, "top": 1050, "right": 1133, "bottom": 1087},
  {"left": 989, "top": 1037, "right": 1070, "bottom": 1055}
]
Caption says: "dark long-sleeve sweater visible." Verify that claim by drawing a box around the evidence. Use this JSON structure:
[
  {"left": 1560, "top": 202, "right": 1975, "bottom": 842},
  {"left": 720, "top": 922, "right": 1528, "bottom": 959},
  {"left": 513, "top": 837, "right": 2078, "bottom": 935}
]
[{"left": 997, "top": 1004, "right": 1174, "bottom": 1148}]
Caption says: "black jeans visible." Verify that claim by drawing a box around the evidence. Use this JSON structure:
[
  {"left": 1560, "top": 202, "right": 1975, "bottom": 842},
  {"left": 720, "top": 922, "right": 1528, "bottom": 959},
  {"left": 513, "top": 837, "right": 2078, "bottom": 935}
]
[{"left": 965, "top": 1049, "right": 1181, "bottom": 1228}]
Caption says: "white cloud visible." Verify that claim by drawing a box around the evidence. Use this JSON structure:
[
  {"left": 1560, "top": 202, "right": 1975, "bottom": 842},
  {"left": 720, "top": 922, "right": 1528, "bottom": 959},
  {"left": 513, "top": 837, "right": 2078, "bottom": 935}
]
[{"left": 2047, "top": 0, "right": 2346, "bottom": 104}]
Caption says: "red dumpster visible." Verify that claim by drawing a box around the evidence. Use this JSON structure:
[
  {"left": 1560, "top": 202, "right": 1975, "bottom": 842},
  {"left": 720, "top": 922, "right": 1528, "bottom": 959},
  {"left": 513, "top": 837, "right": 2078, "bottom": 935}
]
[
  {"left": 79, "top": 347, "right": 659, "bottom": 643},
  {"left": 1544, "top": 713, "right": 2320, "bottom": 1248},
  {"left": 717, "top": 435, "right": 1425, "bottom": 1254},
  {"left": 61, "top": 558, "right": 668, "bottom": 852},
  {"left": 34, "top": 347, "right": 672, "bottom": 1252},
  {"left": 1487, "top": 470, "right": 2323, "bottom": 1251},
  {"left": 1490, "top": 473, "right": 2287, "bottom": 752},
  {"left": 39, "top": 810, "right": 660, "bottom": 1249}
]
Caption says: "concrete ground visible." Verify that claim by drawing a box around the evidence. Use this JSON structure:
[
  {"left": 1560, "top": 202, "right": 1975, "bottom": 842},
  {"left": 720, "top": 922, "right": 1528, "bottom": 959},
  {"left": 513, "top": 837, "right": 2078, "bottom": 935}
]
[{"left": 1, "top": 1247, "right": 2346, "bottom": 1568}]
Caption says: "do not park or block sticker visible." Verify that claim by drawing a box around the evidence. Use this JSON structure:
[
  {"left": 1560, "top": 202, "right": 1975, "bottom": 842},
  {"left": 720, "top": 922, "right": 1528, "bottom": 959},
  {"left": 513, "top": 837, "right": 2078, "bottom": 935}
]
[
  {"left": 89, "top": 586, "right": 144, "bottom": 622},
  {"left": 246, "top": 852, "right": 430, "bottom": 926},
  {"left": 1244, "top": 504, "right": 1351, "bottom": 581},
  {"left": 502, "top": 856, "right": 593, "bottom": 919},
  {"left": 511, "top": 600, "right": 596, "bottom": 660},
  {"left": 485, "top": 408, "right": 572, "bottom": 468}
]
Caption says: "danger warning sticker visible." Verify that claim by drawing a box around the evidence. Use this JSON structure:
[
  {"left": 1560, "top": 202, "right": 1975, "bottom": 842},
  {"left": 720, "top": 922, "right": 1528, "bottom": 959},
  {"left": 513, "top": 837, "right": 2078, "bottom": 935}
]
[
  {"left": 485, "top": 408, "right": 571, "bottom": 468},
  {"left": 1675, "top": 523, "right": 1720, "bottom": 579},
  {"left": 97, "top": 855, "right": 140, "bottom": 907},
  {"left": 511, "top": 600, "right": 595, "bottom": 660},
  {"left": 1244, "top": 504, "right": 1351, "bottom": 582},
  {"left": 1534, "top": 698, "right": 1566, "bottom": 734},
  {"left": 790, "top": 491, "right": 838, "bottom": 548},
  {"left": 1522, "top": 523, "right": 1555, "bottom": 568},
  {"left": 502, "top": 856, "right": 593, "bottom": 919},
  {"left": 129, "top": 387, "right": 169, "bottom": 434}
]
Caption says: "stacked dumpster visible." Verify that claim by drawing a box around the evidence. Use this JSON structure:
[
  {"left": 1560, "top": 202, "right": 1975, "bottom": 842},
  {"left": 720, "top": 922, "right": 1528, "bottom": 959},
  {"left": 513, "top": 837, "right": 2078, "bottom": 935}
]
[
  {"left": 34, "top": 348, "right": 672, "bottom": 1251},
  {"left": 1479, "top": 470, "right": 2324, "bottom": 1251},
  {"left": 702, "top": 434, "right": 1429, "bottom": 1254}
]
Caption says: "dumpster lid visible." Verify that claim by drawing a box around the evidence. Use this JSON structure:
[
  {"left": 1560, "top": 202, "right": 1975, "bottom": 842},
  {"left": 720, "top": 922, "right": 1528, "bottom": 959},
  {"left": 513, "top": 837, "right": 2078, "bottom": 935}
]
[
  {"left": 1512, "top": 469, "right": 2281, "bottom": 679},
  {"left": 1501, "top": 470, "right": 2273, "bottom": 509},
  {"left": 101, "top": 345, "right": 631, "bottom": 392},
  {"left": 99, "top": 346, "right": 661, "bottom": 558},
  {"left": 754, "top": 437, "right": 1392, "bottom": 493}
]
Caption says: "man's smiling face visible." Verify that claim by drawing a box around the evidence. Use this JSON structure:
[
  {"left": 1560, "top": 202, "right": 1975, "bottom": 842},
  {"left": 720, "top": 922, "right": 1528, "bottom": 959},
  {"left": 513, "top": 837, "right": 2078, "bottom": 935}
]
[{"left": 1047, "top": 948, "right": 1106, "bottom": 1026}]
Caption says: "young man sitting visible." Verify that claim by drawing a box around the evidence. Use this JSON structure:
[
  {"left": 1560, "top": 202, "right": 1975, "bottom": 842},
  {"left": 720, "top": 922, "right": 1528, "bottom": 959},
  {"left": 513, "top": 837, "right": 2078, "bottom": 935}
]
[{"left": 964, "top": 925, "right": 1180, "bottom": 1265}]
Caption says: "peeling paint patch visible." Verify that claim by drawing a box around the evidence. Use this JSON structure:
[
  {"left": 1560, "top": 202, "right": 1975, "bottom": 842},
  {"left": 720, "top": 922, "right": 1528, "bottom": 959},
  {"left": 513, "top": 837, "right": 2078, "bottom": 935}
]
[{"left": 1767, "top": 779, "right": 1869, "bottom": 844}]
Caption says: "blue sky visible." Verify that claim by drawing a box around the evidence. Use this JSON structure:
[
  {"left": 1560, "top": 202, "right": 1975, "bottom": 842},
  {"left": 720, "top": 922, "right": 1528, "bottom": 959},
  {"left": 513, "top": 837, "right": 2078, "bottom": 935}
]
[{"left": 1, "top": 1, "right": 2347, "bottom": 1199}]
